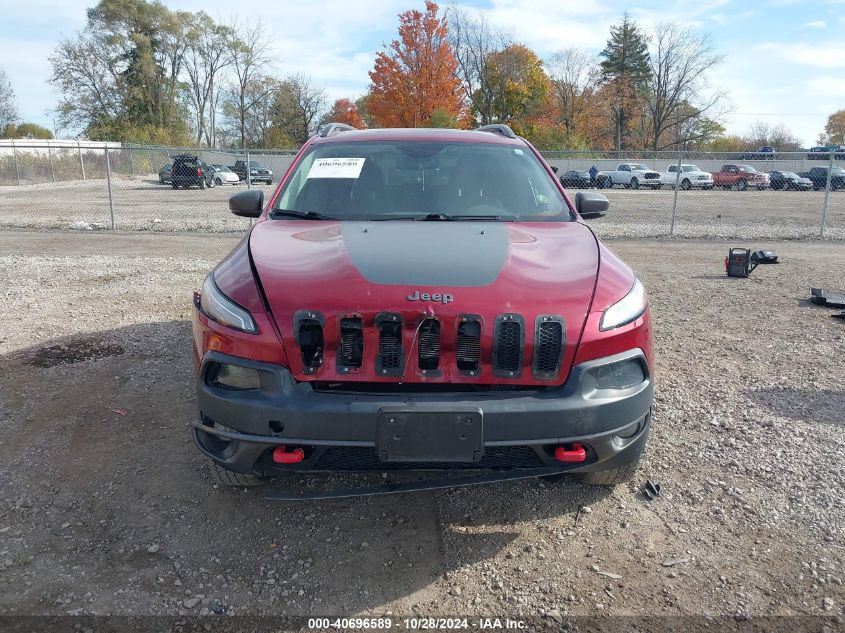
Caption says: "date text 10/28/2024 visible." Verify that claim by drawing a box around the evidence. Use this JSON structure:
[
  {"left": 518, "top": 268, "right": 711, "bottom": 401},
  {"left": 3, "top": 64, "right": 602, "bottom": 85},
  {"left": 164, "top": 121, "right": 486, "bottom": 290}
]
[{"left": 307, "top": 618, "right": 527, "bottom": 630}]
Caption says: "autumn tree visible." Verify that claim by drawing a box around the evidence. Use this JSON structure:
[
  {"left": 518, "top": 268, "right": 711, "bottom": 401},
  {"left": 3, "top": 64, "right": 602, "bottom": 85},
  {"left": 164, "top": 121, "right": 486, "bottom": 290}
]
[
  {"left": 546, "top": 48, "right": 600, "bottom": 143},
  {"left": 821, "top": 110, "right": 845, "bottom": 145},
  {"left": 326, "top": 98, "right": 365, "bottom": 128},
  {"left": 269, "top": 75, "right": 329, "bottom": 145},
  {"left": 599, "top": 14, "right": 651, "bottom": 150},
  {"left": 1, "top": 123, "right": 54, "bottom": 139},
  {"left": 446, "top": 7, "right": 512, "bottom": 125},
  {"left": 368, "top": 1, "right": 463, "bottom": 128},
  {"left": 485, "top": 44, "right": 551, "bottom": 125},
  {"left": 49, "top": 0, "right": 193, "bottom": 143}
]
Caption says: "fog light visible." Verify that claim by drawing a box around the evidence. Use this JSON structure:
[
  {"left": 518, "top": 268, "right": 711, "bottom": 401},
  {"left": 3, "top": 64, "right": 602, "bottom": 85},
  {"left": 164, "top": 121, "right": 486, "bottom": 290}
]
[
  {"left": 595, "top": 359, "right": 645, "bottom": 390},
  {"left": 209, "top": 363, "right": 262, "bottom": 390}
]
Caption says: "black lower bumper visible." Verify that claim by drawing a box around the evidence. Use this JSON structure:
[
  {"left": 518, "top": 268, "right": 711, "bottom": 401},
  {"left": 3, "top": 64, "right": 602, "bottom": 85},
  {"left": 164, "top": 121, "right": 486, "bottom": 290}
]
[{"left": 194, "top": 349, "right": 653, "bottom": 477}]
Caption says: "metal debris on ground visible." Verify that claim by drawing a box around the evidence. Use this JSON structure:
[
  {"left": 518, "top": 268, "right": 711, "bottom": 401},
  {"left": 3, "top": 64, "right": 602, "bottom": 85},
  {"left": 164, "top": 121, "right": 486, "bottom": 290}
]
[
  {"left": 810, "top": 288, "right": 845, "bottom": 309},
  {"left": 644, "top": 479, "right": 662, "bottom": 500}
]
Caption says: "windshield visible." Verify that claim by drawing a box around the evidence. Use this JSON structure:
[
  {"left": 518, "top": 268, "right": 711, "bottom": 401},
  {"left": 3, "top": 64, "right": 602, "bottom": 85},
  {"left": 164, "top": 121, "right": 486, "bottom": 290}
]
[
  {"left": 738, "top": 165, "right": 757, "bottom": 173},
  {"left": 629, "top": 164, "right": 648, "bottom": 171},
  {"left": 781, "top": 172, "right": 798, "bottom": 178},
  {"left": 249, "top": 161, "right": 266, "bottom": 168},
  {"left": 682, "top": 165, "right": 699, "bottom": 172},
  {"left": 274, "top": 141, "right": 573, "bottom": 222}
]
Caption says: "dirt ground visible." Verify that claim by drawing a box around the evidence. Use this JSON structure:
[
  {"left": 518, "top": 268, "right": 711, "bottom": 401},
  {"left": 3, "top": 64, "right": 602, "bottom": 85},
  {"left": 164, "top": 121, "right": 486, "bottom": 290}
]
[
  {"left": 1, "top": 176, "right": 844, "bottom": 240},
  {"left": 0, "top": 230, "right": 843, "bottom": 627}
]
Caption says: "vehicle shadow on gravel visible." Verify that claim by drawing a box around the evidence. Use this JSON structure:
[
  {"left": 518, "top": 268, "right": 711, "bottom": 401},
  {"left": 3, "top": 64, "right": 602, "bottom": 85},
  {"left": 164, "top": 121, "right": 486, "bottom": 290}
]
[
  {"left": 749, "top": 387, "right": 845, "bottom": 427},
  {"left": 0, "top": 320, "right": 611, "bottom": 615}
]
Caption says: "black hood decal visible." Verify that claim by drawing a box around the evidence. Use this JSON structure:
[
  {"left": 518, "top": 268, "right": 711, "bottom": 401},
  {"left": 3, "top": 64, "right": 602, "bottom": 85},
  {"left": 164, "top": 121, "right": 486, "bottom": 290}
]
[{"left": 341, "top": 222, "right": 509, "bottom": 287}]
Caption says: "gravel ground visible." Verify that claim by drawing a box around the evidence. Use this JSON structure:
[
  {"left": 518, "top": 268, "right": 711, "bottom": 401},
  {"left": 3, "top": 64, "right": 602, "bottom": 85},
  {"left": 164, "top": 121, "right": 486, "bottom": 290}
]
[
  {"left": 0, "top": 230, "right": 843, "bottom": 626},
  {"left": 1, "top": 176, "right": 844, "bottom": 239}
]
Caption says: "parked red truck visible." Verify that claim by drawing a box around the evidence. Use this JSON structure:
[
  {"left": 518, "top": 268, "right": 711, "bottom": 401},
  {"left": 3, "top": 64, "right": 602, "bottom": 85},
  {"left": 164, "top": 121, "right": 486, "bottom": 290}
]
[{"left": 711, "top": 164, "right": 770, "bottom": 191}]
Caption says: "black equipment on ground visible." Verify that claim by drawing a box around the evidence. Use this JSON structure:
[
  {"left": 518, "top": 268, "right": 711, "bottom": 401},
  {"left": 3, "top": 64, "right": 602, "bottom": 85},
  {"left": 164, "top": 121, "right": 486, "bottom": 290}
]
[{"left": 726, "top": 248, "right": 758, "bottom": 277}]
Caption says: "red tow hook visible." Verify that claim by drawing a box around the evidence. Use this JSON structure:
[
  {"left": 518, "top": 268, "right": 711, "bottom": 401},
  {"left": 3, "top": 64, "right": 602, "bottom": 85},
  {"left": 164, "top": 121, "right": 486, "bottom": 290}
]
[
  {"left": 272, "top": 445, "right": 305, "bottom": 464},
  {"left": 554, "top": 443, "right": 587, "bottom": 463}
]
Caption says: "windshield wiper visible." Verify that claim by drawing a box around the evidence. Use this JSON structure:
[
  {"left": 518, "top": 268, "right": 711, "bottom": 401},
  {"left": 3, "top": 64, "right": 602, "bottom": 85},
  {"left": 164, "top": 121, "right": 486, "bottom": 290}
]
[{"left": 272, "top": 209, "right": 338, "bottom": 220}]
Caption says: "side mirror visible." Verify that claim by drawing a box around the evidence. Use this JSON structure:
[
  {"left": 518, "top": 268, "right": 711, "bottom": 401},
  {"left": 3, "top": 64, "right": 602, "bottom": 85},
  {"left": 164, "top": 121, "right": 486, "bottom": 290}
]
[
  {"left": 551, "top": 165, "right": 559, "bottom": 173},
  {"left": 575, "top": 192, "right": 608, "bottom": 219},
  {"left": 229, "top": 190, "right": 264, "bottom": 218}
]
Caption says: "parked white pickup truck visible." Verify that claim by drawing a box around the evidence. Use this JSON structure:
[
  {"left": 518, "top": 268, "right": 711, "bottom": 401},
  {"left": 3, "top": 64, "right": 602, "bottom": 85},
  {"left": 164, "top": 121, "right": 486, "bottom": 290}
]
[
  {"left": 660, "top": 164, "right": 714, "bottom": 190},
  {"left": 596, "top": 163, "right": 662, "bottom": 189}
]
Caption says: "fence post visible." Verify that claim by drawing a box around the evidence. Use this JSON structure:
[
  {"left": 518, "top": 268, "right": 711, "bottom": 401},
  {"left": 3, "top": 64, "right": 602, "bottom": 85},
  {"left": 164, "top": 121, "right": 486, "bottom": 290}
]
[
  {"left": 12, "top": 140, "right": 20, "bottom": 186},
  {"left": 78, "top": 140, "right": 86, "bottom": 180},
  {"left": 245, "top": 148, "right": 251, "bottom": 189},
  {"left": 48, "top": 144, "right": 56, "bottom": 182},
  {"left": 820, "top": 151, "right": 833, "bottom": 238},
  {"left": 128, "top": 145, "right": 135, "bottom": 177},
  {"left": 669, "top": 150, "right": 682, "bottom": 236},
  {"left": 105, "top": 147, "right": 115, "bottom": 229}
]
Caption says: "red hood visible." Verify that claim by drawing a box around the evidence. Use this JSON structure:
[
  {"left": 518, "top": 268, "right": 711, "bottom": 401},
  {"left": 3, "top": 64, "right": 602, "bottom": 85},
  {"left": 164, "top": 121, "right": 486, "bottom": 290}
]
[{"left": 249, "top": 219, "right": 599, "bottom": 385}]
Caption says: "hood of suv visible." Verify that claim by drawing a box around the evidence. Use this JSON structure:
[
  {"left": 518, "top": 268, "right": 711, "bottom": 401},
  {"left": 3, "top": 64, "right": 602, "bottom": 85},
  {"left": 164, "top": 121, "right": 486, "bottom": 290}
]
[{"left": 248, "top": 219, "right": 600, "bottom": 385}]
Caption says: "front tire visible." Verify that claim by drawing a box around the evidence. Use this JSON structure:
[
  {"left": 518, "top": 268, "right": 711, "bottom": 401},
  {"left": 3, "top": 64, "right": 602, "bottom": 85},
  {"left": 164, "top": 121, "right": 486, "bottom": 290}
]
[
  {"left": 215, "top": 177, "right": 222, "bottom": 186},
  {"left": 737, "top": 179, "right": 748, "bottom": 191},
  {"left": 681, "top": 178, "right": 691, "bottom": 190},
  {"left": 630, "top": 177, "right": 639, "bottom": 189},
  {"left": 199, "top": 179, "right": 206, "bottom": 190},
  {"left": 575, "top": 457, "right": 641, "bottom": 486}
]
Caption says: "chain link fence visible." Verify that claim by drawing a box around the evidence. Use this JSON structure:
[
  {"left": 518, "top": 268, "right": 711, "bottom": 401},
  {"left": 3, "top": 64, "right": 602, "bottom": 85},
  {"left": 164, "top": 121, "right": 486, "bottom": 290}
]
[{"left": 0, "top": 141, "right": 842, "bottom": 239}]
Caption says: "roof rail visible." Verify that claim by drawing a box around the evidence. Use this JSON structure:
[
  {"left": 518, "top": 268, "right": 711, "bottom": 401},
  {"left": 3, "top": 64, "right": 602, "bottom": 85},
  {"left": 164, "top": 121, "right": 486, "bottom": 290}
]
[
  {"left": 476, "top": 124, "right": 517, "bottom": 139},
  {"left": 318, "top": 122, "right": 357, "bottom": 138}
]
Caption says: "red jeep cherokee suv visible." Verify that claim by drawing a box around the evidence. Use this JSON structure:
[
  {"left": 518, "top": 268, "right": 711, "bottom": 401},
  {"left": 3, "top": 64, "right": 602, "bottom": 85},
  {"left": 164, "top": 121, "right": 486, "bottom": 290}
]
[{"left": 191, "top": 124, "right": 653, "bottom": 492}]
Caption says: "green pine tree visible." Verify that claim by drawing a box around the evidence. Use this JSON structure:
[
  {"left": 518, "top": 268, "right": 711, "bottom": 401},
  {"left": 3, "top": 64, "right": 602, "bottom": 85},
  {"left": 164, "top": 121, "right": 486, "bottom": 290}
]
[{"left": 600, "top": 14, "right": 651, "bottom": 151}]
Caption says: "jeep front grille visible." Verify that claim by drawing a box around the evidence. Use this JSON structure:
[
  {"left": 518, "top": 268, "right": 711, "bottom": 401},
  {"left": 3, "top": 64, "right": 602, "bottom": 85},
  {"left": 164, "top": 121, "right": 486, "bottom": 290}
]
[
  {"left": 493, "top": 314, "right": 524, "bottom": 377},
  {"left": 417, "top": 318, "right": 440, "bottom": 371},
  {"left": 376, "top": 313, "right": 403, "bottom": 374},
  {"left": 293, "top": 311, "right": 564, "bottom": 381},
  {"left": 533, "top": 316, "right": 564, "bottom": 379},
  {"left": 456, "top": 317, "right": 481, "bottom": 375},
  {"left": 338, "top": 317, "right": 363, "bottom": 370}
]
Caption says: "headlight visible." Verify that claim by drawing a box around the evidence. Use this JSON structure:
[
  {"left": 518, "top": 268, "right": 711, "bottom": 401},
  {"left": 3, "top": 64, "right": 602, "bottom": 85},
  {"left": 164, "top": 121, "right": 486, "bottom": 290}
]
[
  {"left": 200, "top": 273, "right": 258, "bottom": 333},
  {"left": 600, "top": 278, "right": 647, "bottom": 331},
  {"left": 250, "top": 169, "right": 258, "bottom": 175}
]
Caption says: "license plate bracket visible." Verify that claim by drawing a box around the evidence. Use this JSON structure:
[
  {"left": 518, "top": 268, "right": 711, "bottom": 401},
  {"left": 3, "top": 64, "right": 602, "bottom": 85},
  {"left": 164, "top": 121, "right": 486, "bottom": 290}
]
[{"left": 376, "top": 408, "right": 483, "bottom": 462}]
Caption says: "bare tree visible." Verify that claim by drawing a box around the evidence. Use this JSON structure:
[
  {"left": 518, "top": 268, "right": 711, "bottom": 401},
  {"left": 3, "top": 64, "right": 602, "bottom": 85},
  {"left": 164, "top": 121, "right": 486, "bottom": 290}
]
[
  {"left": 546, "top": 48, "right": 598, "bottom": 136},
  {"left": 185, "top": 12, "right": 233, "bottom": 146},
  {"left": 49, "top": 32, "right": 124, "bottom": 133},
  {"left": 446, "top": 6, "right": 511, "bottom": 125},
  {"left": 0, "top": 67, "right": 19, "bottom": 132},
  {"left": 645, "top": 23, "right": 727, "bottom": 150},
  {"left": 226, "top": 19, "right": 273, "bottom": 149},
  {"left": 270, "top": 75, "right": 328, "bottom": 145},
  {"left": 745, "top": 120, "right": 802, "bottom": 150}
]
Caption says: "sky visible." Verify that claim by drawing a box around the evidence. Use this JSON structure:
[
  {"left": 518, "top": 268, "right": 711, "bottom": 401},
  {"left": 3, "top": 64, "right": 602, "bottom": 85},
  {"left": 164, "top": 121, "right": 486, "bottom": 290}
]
[{"left": 1, "top": 0, "right": 844, "bottom": 146}]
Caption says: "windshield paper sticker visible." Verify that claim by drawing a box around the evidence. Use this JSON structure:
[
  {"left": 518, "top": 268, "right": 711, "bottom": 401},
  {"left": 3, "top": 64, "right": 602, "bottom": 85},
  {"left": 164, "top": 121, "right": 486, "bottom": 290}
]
[{"left": 306, "top": 157, "right": 366, "bottom": 179}]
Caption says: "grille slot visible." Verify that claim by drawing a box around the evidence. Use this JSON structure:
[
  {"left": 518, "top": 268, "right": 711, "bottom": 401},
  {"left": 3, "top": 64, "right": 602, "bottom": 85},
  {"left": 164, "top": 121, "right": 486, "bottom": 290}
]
[
  {"left": 376, "top": 314, "right": 403, "bottom": 375},
  {"left": 296, "top": 314, "right": 324, "bottom": 373},
  {"left": 456, "top": 317, "right": 481, "bottom": 375},
  {"left": 338, "top": 318, "right": 363, "bottom": 370},
  {"left": 533, "top": 316, "right": 564, "bottom": 379},
  {"left": 417, "top": 319, "right": 440, "bottom": 371},
  {"left": 493, "top": 314, "right": 524, "bottom": 378}
]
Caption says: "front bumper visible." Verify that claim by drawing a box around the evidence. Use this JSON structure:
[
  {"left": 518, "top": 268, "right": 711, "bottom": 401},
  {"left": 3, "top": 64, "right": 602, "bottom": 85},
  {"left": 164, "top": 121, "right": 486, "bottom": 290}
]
[{"left": 193, "top": 349, "right": 653, "bottom": 476}]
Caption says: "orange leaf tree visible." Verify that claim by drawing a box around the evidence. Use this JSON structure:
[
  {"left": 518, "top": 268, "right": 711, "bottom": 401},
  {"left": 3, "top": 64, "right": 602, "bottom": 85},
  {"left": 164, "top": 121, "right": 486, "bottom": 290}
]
[
  {"left": 327, "top": 98, "right": 365, "bottom": 128},
  {"left": 367, "top": 1, "right": 463, "bottom": 128}
]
